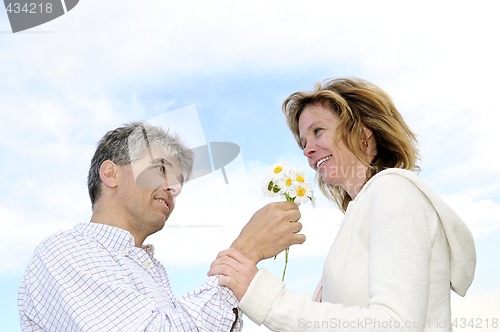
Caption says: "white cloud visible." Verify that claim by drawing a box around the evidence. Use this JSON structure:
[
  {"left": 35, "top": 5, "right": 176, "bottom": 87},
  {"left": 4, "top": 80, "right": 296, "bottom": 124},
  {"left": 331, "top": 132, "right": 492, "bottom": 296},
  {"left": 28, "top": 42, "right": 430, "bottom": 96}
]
[
  {"left": 443, "top": 195, "right": 500, "bottom": 238},
  {"left": 3, "top": 1, "right": 499, "bottom": 86}
]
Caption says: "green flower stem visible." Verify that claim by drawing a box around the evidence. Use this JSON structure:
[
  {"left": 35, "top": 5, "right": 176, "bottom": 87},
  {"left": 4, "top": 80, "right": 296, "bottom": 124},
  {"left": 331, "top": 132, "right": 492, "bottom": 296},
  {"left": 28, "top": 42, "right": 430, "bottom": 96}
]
[
  {"left": 280, "top": 195, "right": 295, "bottom": 282},
  {"left": 282, "top": 247, "right": 289, "bottom": 281},
  {"left": 265, "top": 170, "right": 314, "bottom": 282}
]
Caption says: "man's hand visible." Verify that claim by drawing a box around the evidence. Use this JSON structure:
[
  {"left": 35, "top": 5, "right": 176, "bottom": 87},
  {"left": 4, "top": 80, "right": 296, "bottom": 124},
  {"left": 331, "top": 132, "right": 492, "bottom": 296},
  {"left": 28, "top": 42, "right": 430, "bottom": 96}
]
[{"left": 230, "top": 201, "right": 305, "bottom": 264}]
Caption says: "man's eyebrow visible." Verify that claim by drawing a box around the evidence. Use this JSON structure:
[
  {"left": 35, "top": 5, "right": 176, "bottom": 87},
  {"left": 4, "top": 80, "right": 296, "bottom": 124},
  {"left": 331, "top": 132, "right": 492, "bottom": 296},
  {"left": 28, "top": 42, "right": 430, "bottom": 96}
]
[{"left": 149, "top": 158, "right": 173, "bottom": 166}]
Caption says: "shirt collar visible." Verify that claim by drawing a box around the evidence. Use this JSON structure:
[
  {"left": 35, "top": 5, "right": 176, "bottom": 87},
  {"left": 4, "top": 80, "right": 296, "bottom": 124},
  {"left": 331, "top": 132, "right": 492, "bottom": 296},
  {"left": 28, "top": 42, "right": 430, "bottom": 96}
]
[
  {"left": 74, "top": 222, "right": 157, "bottom": 257},
  {"left": 74, "top": 222, "right": 136, "bottom": 252}
]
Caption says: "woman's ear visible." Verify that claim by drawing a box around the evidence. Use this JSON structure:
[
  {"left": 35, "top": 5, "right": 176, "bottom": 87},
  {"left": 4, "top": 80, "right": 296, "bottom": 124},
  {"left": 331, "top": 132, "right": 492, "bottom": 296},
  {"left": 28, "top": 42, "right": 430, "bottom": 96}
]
[
  {"left": 99, "top": 160, "right": 118, "bottom": 188},
  {"left": 360, "top": 127, "right": 378, "bottom": 158},
  {"left": 360, "top": 127, "right": 372, "bottom": 148},
  {"left": 363, "top": 127, "right": 373, "bottom": 141}
]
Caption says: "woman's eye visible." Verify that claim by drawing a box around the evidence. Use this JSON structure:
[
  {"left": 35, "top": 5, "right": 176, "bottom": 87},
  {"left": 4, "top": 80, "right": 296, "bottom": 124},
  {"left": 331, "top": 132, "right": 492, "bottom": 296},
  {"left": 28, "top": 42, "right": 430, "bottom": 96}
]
[{"left": 313, "top": 128, "right": 323, "bottom": 135}]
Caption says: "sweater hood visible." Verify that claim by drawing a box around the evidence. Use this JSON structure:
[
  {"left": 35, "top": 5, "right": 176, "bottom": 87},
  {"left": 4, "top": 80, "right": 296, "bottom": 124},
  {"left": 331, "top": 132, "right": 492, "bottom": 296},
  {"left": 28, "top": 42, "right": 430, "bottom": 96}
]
[{"left": 367, "top": 168, "right": 476, "bottom": 296}]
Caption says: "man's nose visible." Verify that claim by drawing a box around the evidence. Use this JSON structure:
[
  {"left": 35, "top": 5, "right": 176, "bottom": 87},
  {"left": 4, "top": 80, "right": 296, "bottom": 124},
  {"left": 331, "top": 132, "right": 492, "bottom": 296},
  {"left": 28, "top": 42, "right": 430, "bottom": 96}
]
[{"left": 164, "top": 176, "right": 182, "bottom": 197}]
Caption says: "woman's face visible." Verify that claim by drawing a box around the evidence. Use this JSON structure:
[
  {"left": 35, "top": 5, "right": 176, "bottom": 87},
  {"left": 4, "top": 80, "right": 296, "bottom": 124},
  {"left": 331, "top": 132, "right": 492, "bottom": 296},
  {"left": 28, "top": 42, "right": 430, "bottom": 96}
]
[{"left": 298, "top": 103, "right": 368, "bottom": 196}]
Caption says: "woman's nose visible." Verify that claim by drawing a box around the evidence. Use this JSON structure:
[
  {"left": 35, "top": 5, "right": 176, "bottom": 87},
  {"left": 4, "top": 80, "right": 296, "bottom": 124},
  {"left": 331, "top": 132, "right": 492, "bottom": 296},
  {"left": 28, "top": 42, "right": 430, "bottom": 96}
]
[{"left": 303, "top": 142, "right": 315, "bottom": 158}]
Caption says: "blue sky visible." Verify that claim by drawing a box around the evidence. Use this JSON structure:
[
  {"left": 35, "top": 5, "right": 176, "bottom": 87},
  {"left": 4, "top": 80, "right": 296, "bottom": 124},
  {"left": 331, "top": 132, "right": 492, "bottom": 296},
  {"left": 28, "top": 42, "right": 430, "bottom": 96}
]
[{"left": 1, "top": 1, "right": 499, "bottom": 331}]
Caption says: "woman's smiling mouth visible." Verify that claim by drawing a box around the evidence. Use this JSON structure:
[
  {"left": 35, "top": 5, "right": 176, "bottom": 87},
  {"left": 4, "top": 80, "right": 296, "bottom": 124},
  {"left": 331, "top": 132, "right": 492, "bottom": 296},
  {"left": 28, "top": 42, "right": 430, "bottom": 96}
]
[{"left": 316, "top": 155, "right": 332, "bottom": 169}]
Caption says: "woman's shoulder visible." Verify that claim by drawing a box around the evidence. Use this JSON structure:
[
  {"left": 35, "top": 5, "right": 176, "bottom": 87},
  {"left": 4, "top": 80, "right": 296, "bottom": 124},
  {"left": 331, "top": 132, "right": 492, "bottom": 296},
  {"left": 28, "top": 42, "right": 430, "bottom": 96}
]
[
  {"left": 371, "top": 167, "right": 419, "bottom": 182},
  {"left": 362, "top": 168, "right": 423, "bottom": 195}
]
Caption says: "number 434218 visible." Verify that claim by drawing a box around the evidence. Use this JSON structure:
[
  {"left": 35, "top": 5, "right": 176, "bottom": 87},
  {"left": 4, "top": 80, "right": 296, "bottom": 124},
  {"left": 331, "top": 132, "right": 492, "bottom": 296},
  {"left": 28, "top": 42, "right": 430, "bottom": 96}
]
[{"left": 5, "top": 2, "right": 53, "bottom": 14}]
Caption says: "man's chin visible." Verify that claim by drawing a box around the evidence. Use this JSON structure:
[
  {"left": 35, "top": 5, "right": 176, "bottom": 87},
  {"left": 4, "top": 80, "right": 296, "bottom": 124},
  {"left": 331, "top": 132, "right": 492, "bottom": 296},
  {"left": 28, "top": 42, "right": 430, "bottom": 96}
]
[
  {"left": 152, "top": 217, "right": 168, "bottom": 233},
  {"left": 160, "top": 218, "right": 168, "bottom": 229}
]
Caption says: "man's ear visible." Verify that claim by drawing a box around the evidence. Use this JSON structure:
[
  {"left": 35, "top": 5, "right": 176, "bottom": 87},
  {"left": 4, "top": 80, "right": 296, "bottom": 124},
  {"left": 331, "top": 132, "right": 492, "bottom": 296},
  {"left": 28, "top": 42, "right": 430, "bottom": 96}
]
[{"left": 99, "top": 160, "right": 118, "bottom": 188}]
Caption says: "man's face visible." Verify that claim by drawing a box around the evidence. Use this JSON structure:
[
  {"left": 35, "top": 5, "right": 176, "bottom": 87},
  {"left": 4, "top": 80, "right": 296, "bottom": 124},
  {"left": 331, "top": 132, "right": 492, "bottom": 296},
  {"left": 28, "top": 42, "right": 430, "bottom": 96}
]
[{"left": 118, "top": 148, "right": 184, "bottom": 238}]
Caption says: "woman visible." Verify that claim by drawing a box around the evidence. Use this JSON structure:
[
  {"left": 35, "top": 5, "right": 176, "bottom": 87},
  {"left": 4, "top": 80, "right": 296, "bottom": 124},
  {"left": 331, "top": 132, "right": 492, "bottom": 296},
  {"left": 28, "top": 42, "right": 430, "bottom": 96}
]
[{"left": 209, "top": 78, "right": 476, "bottom": 331}]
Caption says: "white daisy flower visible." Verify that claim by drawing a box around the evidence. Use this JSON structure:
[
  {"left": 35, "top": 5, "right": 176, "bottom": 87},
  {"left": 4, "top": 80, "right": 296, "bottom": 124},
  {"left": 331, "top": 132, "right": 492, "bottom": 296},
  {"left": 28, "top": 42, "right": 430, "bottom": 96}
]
[{"left": 261, "top": 162, "right": 315, "bottom": 281}]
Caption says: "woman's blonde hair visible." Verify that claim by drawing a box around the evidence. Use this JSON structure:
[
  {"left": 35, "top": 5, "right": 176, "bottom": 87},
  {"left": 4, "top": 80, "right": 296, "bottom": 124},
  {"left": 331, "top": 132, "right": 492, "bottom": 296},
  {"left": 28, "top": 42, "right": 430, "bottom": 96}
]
[{"left": 283, "top": 77, "right": 419, "bottom": 212}]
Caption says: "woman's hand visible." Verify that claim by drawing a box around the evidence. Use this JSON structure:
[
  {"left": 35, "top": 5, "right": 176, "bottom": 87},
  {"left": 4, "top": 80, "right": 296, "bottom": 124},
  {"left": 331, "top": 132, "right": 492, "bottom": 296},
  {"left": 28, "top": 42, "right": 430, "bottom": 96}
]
[{"left": 208, "top": 248, "right": 258, "bottom": 301}]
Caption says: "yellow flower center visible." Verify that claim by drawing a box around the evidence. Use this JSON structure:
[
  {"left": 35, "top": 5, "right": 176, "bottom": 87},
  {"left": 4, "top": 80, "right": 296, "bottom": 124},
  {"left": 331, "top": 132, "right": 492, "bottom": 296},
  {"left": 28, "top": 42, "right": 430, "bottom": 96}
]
[
  {"left": 295, "top": 175, "right": 305, "bottom": 182},
  {"left": 285, "top": 178, "right": 292, "bottom": 186},
  {"left": 274, "top": 166, "right": 284, "bottom": 174},
  {"left": 296, "top": 187, "right": 306, "bottom": 197}
]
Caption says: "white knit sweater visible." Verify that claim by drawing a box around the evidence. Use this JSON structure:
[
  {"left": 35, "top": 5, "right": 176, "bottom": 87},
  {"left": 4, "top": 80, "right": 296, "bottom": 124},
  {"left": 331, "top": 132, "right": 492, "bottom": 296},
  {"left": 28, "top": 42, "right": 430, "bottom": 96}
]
[{"left": 239, "top": 169, "right": 476, "bottom": 331}]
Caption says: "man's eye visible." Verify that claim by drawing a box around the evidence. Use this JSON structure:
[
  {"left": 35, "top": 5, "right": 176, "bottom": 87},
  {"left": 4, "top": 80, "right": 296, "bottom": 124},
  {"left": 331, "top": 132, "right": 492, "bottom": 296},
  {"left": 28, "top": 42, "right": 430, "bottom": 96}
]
[{"left": 155, "top": 165, "right": 166, "bottom": 174}]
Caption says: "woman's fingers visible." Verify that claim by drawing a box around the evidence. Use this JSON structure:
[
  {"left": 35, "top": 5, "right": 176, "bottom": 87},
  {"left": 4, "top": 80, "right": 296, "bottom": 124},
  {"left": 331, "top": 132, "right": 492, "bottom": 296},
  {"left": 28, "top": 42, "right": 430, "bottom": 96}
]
[{"left": 208, "top": 248, "right": 258, "bottom": 301}]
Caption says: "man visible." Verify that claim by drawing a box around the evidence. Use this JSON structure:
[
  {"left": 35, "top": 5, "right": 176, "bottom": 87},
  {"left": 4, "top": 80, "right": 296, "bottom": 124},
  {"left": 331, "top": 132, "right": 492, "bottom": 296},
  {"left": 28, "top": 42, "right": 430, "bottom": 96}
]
[{"left": 18, "top": 122, "right": 304, "bottom": 331}]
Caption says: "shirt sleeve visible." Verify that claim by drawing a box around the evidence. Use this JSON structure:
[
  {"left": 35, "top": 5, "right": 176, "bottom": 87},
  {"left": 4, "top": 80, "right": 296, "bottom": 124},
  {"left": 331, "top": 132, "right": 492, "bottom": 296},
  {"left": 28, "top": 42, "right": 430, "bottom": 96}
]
[
  {"left": 142, "top": 276, "right": 243, "bottom": 331},
  {"left": 175, "top": 277, "right": 243, "bottom": 331},
  {"left": 239, "top": 174, "right": 438, "bottom": 332},
  {"left": 19, "top": 234, "right": 242, "bottom": 332}
]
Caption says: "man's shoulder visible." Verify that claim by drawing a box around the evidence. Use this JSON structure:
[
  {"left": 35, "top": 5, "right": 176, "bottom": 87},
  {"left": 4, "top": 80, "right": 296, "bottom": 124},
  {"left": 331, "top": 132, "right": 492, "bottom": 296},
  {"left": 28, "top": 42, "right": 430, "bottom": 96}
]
[
  {"left": 33, "top": 224, "right": 97, "bottom": 256},
  {"left": 26, "top": 223, "right": 122, "bottom": 277}
]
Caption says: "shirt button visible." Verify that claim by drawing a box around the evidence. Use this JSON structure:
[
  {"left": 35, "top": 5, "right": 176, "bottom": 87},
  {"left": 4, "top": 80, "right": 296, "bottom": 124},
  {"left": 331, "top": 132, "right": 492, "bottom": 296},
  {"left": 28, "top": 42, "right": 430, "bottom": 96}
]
[{"left": 143, "top": 262, "right": 149, "bottom": 268}]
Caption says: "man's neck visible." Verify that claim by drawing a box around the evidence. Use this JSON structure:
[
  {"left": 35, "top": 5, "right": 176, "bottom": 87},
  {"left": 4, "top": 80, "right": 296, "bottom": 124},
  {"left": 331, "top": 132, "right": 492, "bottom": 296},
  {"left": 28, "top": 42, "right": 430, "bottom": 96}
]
[{"left": 90, "top": 204, "right": 145, "bottom": 247}]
